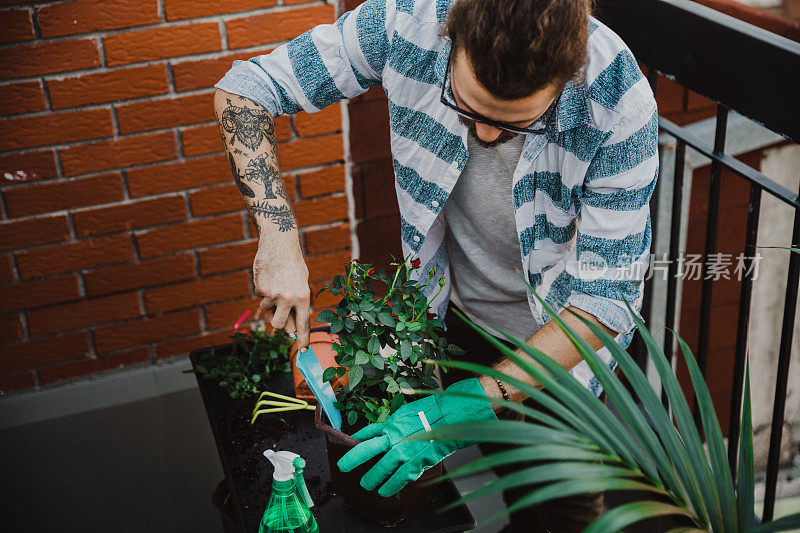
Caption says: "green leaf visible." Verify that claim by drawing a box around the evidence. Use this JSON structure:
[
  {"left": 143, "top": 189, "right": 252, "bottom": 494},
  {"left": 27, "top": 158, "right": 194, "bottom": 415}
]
[
  {"left": 406, "top": 322, "right": 421, "bottom": 332},
  {"left": 348, "top": 365, "right": 363, "bottom": 389},
  {"left": 370, "top": 351, "right": 384, "bottom": 370},
  {"left": 377, "top": 408, "right": 390, "bottom": 423},
  {"left": 354, "top": 350, "right": 369, "bottom": 365},
  {"left": 332, "top": 274, "right": 344, "bottom": 288},
  {"left": 446, "top": 344, "right": 465, "bottom": 355},
  {"left": 750, "top": 513, "right": 800, "bottom": 532},
  {"left": 322, "top": 367, "right": 337, "bottom": 382},
  {"left": 315, "top": 285, "right": 329, "bottom": 297},
  {"left": 252, "top": 374, "right": 261, "bottom": 383},
  {"left": 737, "top": 361, "right": 755, "bottom": 529},
  {"left": 347, "top": 410, "right": 357, "bottom": 426},
  {"left": 336, "top": 367, "right": 346, "bottom": 378},
  {"left": 336, "top": 306, "right": 349, "bottom": 318},
  {"left": 583, "top": 501, "right": 694, "bottom": 533},
  {"left": 316, "top": 309, "right": 338, "bottom": 323},
  {"left": 330, "top": 318, "right": 344, "bottom": 334},
  {"left": 367, "top": 335, "right": 380, "bottom": 354},
  {"left": 400, "top": 340, "right": 412, "bottom": 360}
]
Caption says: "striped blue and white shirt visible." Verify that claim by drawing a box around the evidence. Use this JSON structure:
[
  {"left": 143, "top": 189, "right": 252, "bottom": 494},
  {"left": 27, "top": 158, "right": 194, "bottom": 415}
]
[{"left": 216, "top": 0, "right": 659, "bottom": 395}]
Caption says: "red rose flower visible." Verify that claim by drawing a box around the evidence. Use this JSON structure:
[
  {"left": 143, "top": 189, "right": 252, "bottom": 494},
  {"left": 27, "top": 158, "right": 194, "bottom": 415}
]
[
  {"left": 411, "top": 258, "right": 421, "bottom": 268},
  {"left": 352, "top": 258, "right": 360, "bottom": 263},
  {"left": 366, "top": 268, "right": 375, "bottom": 276},
  {"left": 425, "top": 310, "right": 437, "bottom": 320}
]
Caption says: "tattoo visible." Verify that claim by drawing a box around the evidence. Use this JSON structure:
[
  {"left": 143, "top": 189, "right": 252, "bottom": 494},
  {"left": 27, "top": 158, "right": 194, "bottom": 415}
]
[
  {"left": 245, "top": 155, "right": 286, "bottom": 200},
  {"left": 249, "top": 202, "right": 297, "bottom": 232},
  {"left": 228, "top": 153, "right": 255, "bottom": 198},
  {"left": 221, "top": 98, "right": 275, "bottom": 151}
]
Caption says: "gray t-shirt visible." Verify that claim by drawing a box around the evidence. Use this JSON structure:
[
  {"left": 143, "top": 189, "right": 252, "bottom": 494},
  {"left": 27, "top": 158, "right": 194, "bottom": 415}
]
[{"left": 444, "top": 134, "right": 539, "bottom": 340}]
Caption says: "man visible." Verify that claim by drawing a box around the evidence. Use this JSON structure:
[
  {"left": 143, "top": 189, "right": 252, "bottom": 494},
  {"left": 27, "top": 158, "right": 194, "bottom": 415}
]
[{"left": 214, "top": 0, "right": 657, "bottom": 529}]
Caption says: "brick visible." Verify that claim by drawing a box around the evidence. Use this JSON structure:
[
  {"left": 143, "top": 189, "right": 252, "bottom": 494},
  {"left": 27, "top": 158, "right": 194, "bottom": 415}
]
[
  {"left": 38, "top": 348, "right": 150, "bottom": 385},
  {"left": 0, "top": 39, "right": 100, "bottom": 80},
  {"left": 84, "top": 254, "right": 195, "bottom": 296},
  {"left": 0, "top": 108, "right": 113, "bottom": 151},
  {"left": 0, "top": 150, "right": 57, "bottom": 185},
  {"left": 116, "top": 91, "right": 214, "bottom": 135},
  {"left": 0, "top": 313, "right": 24, "bottom": 343},
  {"left": 204, "top": 295, "right": 261, "bottom": 330},
  {"left": 306, "top": 250, "right": 351, "bottom": 283},
  {"left": 94, "top": 308, "right": 201, "bottom": 353},
  {"left": 277, "top": 134, "right": 343, "bottom": 171},
  {"left": 145, "top": 271, "right": 251, "bottom": 313},
  {"left": 4, "top": 173, "right": 124, "bottom": 219},
  {"left": 136, "top": 214, "right": 244, "bottom": 257},
  {"left": 166, "top": 0, "right": 277, "bottom": 20},
  {"left": 0, "top": 254, "right": 13, "bottom": 283},
  {"left": 0, "top": 9, "right": 34, "bottom": 44},
  {"left": 59, "top": 131, "right": 177, "bottom": 176},
  {"left": 48, "top": 64, "right": 169, "bottom": 110},
  {"left": 1, "top": 331, "right": 90, "bottom": 373},
  {"left": 189, "top": 184, "right": 243, "bottom": 216},
  {"left": 304, "top": 223, "right": 350, "bottom": 255},
  {"left": 172, "top": 50, "right": 271, "bottom": 92},
  {"left": 73, "top": 195, "right": 186, "bottom": 237},
  {"left": 154, "top": 329, "right": 232, "bottom": 359},
  {"left": 27, "top": 292, "right": 142, "bottom": 336},
  {"left": 0, "top": 81, "right": 46, "bottom": 116},
  {"left": 0, "top": 371, "right": 36, "bottom": 394},
  {"left": 297, "top": 165, "right": 344, "bottom": 198},
  {"left": 294, "top": 194, "right": 348, "bottom": 228},
  {"left": 0, "top": 275, "right": 80, "bottom": 313},
  {"left": 103, "top": 23, "right": 221, "bottom": 66},
  {"left": 226, "top": 4, "right": 335, "bottom": 49},
  {"left": 0, "top": 215, "right": 70, "bottom": 252},
  {"left": 16, "top": 234, "right": 134, "bottom": 279},
  {"left": 198, "top": 240, "right": 258, "bottom": 275},
  {"left": 181, "top": 124, "right": 222, "bottom": 157},
  {"left": 37, "top": 0, "right": 160, "bottom": 38},
  {"left": 295, "top": 105, "right": 342, "bottom": 137},
  {"left": 127, "top": 154, "right": 228, "bottom": 197}
]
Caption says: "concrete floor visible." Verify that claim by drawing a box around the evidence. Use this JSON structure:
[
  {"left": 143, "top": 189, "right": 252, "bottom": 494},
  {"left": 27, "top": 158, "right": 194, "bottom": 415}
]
[{"left": 0, "top": 360, "right": 223, "bottom": 533}]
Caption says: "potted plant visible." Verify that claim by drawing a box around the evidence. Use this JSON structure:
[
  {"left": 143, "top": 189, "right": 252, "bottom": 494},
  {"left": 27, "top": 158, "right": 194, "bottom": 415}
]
[
  {"left": 312, "top": 256, "right": 463, "bottom": 526},
  {"left": 419, "top": 286, "right": 800, "bottom": 531}
]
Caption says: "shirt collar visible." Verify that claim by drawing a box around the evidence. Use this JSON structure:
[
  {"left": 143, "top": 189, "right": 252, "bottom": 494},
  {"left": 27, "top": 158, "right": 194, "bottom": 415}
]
[{"left": 434, "top": 42, "right": 591, "bottom": 133}]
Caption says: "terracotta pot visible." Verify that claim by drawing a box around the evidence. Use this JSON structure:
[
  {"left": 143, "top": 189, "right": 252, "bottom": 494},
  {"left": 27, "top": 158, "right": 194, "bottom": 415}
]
[
  {"left": 289, "top": 330, "right": 347, "bottom": 403},
  {"left": 315, "top": 405, "right": 443, "bottom": 527}
]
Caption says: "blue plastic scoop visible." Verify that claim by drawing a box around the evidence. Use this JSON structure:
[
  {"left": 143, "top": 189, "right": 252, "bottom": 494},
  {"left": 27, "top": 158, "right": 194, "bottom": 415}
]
[{"left": 295, "top": 347, "right": 342, "bottom": 431}]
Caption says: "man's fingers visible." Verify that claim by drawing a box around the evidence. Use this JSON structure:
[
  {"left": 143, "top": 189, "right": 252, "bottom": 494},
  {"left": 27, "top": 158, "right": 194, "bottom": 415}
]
[
  {"left": 284, "top": 311, "right": 297, "bottom": 334},
  {"left": 271, "top": 301, "right": 291, "bottom": 329},
  {"left": 295, "top": 305, "right": 310, "bottom": 352},
  {"left": 337, "top": 435, "right": 389, "bottom": 473}
]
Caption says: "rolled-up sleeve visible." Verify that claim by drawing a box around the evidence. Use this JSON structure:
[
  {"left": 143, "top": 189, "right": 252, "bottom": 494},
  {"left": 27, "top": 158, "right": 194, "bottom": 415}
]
[
  {"left": 215, "top": 0, "right": 395, "bottom": 116},
  {"left": 565, "top": 102, "right": 659, "bottom": 336}
]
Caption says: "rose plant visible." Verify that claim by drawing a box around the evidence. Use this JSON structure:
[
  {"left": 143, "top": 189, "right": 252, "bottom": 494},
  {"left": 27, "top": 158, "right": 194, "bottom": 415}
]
[{"left": 315, "top": 256, "right": 464, "bottom": 429}]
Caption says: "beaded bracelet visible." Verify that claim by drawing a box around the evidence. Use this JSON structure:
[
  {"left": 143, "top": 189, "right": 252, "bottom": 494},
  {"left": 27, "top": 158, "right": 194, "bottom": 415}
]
[{"left": 495, "top": 378, "right": 511, "bottom": 402}]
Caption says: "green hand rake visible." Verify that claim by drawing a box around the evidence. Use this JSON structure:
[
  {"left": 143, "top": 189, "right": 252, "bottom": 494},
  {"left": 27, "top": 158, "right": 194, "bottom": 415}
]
[{"left": 251, "top": 390, "right": 315, "bottom": 425}]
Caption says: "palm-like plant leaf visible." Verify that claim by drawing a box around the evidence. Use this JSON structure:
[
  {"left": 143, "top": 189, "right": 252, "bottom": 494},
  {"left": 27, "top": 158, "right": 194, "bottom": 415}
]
[{"left": 417, "top": 285, "right": 800, "bottom": 531}]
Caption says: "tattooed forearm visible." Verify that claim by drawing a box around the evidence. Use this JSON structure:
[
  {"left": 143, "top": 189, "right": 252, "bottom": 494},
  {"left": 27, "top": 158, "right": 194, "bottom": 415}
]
[
  {"left": 245, "top": 155, "right": 286, "bottom": 200},
  {"left": 221, "top": 98, "right": 275, "bottom": 151},
  {"left": 249, "top": 202, "right": 297, "bottom": 232},
  {"left": 228, "top": 153, "right": 255, "bottom": 198}
]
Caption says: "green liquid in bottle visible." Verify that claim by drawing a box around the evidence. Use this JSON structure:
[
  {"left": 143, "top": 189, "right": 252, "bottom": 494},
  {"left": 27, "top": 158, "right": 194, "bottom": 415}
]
[{"left": 259, "top": 480, "right": 318, "bottom": 533}]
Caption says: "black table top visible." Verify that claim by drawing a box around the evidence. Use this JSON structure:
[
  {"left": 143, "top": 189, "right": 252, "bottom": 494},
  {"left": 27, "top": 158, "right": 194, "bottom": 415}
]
[{"left": 190, "top": 344, "right": 475, "bottom": 533}]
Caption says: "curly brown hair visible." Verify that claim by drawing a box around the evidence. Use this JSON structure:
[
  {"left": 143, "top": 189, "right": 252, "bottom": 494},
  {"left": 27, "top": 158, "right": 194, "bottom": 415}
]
[{"left": 445, "top": 0, "right": 592, "bottom": 100}]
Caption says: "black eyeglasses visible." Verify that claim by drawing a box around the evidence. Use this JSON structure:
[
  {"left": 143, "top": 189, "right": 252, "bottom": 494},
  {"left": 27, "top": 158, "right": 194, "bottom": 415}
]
[{"left": 439, "top": 51, "right": 560, "bottom": 135}]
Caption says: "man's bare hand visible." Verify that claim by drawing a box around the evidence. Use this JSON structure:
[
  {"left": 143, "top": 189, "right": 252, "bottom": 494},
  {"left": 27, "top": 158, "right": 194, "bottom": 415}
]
[{"left": 253, "top": 245, "right": 311, "bottom": 352}]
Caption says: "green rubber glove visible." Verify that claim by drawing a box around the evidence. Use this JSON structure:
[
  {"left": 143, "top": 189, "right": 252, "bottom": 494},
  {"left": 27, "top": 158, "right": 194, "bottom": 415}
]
[{"left": 336, "top": 378, "right": 498, "bottom": 497}]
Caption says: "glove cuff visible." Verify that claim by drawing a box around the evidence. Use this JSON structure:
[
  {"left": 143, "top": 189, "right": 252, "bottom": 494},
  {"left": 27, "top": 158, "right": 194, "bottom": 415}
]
[{"left": 439, "top": 378, "right": 498, "bottom": 425}]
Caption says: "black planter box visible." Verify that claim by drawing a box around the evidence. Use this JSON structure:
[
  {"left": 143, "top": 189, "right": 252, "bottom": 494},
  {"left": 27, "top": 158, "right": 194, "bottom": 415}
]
[{"left": 190, "top": 343, "right": 476, "bottom": 532}]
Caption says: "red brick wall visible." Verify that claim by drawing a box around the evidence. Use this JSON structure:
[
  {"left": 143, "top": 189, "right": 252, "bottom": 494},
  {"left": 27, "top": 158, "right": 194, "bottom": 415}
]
[{"left": 0, "top": 0, "right": 350, "bottom": 393}]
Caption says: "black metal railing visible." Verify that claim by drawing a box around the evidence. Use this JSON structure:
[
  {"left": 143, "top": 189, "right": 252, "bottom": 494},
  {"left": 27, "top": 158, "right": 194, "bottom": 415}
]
[{"left": 599, "top": 0, "right": 800, "bottom": 521}]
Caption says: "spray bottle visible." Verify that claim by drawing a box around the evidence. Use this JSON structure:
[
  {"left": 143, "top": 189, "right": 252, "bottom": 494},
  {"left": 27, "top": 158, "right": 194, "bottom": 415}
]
[{"left": 259, "top": 450, "right": 319, "bottom": 533}]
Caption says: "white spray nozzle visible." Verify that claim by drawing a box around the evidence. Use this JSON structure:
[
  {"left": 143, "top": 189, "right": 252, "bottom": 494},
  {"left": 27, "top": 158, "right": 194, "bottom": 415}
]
[{"left": 264, "top": 450, "right": 300, "bottom": 482}]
